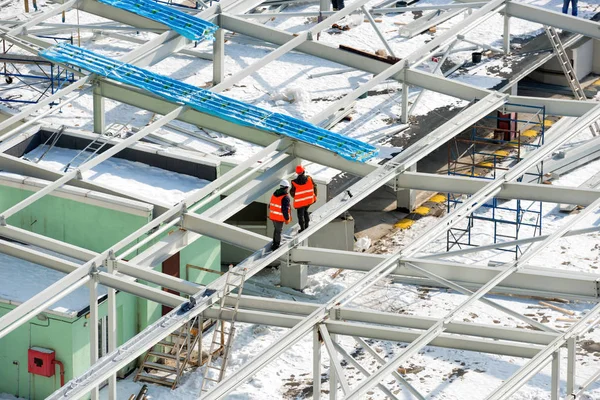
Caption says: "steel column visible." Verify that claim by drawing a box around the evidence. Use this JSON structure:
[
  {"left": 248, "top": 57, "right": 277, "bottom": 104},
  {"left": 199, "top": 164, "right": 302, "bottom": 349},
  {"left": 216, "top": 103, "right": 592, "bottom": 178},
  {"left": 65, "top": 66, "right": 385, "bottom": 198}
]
[
  {"left": 313, "top": 326, "right": 321, "bottom": 400},
  {"left": 213, "top": 28, "right": 225, "bottom": 85},
  {"left": 89, "top": 277, "right": 100, "bottom": 400},
  {"left": 93, "top": 84, "right": 105, "bottom": 134},
  {"left": 106, "top": 254, "right": 117, "bottom": 400},
  {"left": 551, "top": 351, "right": 560, "bottom": 400},
  {"left": 567, "top": 337, "right": 576, "bottom": 395}
]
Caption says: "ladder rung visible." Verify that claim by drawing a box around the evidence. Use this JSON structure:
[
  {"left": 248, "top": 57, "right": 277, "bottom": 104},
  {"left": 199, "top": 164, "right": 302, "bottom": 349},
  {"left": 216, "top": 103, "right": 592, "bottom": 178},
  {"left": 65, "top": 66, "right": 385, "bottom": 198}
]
[{"left": 148, "top": 351, "right": 186, "bottom": 360}]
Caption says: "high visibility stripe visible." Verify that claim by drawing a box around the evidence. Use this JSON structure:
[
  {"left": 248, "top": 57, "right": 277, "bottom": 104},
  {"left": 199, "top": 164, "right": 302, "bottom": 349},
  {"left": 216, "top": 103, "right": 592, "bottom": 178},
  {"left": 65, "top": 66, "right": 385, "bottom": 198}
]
[{"left": 292, "top": 177, "right": 316, "bottom": 208}]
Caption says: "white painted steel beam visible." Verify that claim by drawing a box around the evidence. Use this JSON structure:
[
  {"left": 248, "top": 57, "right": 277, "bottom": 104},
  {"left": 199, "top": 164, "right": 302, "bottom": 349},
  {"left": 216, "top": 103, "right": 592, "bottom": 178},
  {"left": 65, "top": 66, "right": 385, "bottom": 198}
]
[
  {"left": 332, "top": 341, "right": 400, "bottom": 399},
  {"left": 96, "top": 79, "right": 375, "bottom": 177},
  {"left": 0, "top": 107, "right": 187, "bottom": 223},
  {"left": 344, "top": 103, "right": 600, "bottom": 400},
  {"left": 319, "top": 325, "right": 350, "bottom": 395},
  {"left": 212, "top": 0, "right": 374, "bottom": 93},
  {"left": 395, "top": 171, "right": 600, "bottom": 206},
  {"left": 197, "top": 93, "right": 510, "bottom": 400},
  {"left": 309, "top": 0, "right": 505, "bottom": 125},
  {"left": 505, "top": 1, "right": 600, "bottom": 40}
]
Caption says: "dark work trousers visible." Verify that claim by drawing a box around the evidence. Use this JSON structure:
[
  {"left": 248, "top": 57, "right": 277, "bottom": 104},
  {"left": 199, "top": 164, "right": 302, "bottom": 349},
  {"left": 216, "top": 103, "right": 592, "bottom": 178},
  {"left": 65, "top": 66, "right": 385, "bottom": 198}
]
[
  {"left": 297, "top": 206, "right": 310, "bottom": 232},
  {"left": 331, "top": 0, "right": 345, "bottom": 10},
  {"left": 272, "top": 220, "right": 284, "bottom": 249},
  {"left": 562, "top": 0, "right": 577, "bottom": 16}
]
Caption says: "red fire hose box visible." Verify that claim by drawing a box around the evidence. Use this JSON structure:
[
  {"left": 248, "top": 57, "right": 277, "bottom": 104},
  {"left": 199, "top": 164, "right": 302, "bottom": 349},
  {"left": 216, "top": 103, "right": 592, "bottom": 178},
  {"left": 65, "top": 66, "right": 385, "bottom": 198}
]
[{"left": 28, "top": 347, "right": 56, "bottom": 377}]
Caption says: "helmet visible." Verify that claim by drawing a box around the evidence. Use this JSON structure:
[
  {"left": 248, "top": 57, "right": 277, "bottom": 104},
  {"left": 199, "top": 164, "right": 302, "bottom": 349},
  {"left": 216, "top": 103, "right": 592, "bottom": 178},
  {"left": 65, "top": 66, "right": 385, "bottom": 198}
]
[
  {"left": 296, "top": 165, "right": 305, "bottom": 174},
  {"left": 279, "top": 179, "right": 290, "bottom": 188}
]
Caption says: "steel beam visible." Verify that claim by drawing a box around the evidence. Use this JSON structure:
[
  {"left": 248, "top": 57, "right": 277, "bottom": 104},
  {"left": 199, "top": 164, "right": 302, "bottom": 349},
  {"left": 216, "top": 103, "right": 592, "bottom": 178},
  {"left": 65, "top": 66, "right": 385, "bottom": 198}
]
[
  {"left": 319, "top": 325, "right": 350, "bottom": 395},
  {"left": 0, "top": 106, "right": 187, "bottom": 223},
  {"left": 395, "top": 171, "right": 600, "bottom": 206},
  {"left": 505, "top": 1, "right": 600, "bottom": 40},
  {"left": 213, "top": 28, "right": 225, "bottom": 85},
  {"left": 96, "top": 79, "right": 375, "bottom": 177},
  {"left": 332, "top": 341, "right": 399, "bottom": 400}
]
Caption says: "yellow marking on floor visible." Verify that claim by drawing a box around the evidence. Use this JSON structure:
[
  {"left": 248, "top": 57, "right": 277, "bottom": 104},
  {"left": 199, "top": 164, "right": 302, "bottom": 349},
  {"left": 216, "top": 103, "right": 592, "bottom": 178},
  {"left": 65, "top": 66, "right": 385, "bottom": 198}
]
[
  {"left": 508, "top": 140, "right": 520, "bottom": 147},
  {"left": 494, "top": 150, "right": 509, "bottom": 157},
  {"left": 522, "top": 129, "right": 538, "bottom": 138},
  {"left": 414, "top": 206, "right": 430, "bottom": 216},
  {"left": 543, "top": 120, "right": 553, "bottom": 128},
  {"left": 395, "top": 219, "right": 414, "bottom": 229},
  {"left": 594, "top": 79, "right": 600, "bottom": 86},
  {"left": 429, "top": 194, "right": 446, "bottom": 203},
  {"left": 478, "top": 161, "right": 494, "bottom": 168}
]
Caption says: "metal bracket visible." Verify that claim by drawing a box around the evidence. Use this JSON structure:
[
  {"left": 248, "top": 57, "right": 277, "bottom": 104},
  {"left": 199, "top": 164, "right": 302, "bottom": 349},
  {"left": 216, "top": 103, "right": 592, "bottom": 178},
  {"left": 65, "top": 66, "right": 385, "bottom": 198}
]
[
  {"left": 0, "top": 216, "right": 6, "bottom": 226},
  {"left": 74, "top": 168, "right": 83, "bottom": 180},
  {"left": 89, "top": 262, "right": 99, "bottom": 279}
]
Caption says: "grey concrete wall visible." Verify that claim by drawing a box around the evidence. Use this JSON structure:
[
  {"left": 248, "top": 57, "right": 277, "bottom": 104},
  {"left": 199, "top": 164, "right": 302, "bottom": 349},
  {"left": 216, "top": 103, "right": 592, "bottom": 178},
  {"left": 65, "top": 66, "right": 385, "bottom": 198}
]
[{"left": 593, "top": 39, "right": 600, "bottom": 74}]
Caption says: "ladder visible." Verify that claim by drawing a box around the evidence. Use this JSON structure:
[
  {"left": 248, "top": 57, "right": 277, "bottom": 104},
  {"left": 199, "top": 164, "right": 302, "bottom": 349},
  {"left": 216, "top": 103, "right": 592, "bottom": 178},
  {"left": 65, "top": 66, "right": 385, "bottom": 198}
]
[
  {"left": 63, "top": 135, "right": 108, "bottom": 172},
  {"left": 35, "top": 125, "right": 65, "bottom": 163},
  {"left": 200, "top": 266, "right": 247, "bottom": 395},
  {"left": 134, "top": 316, "right": 201, "bottom": 389},
  {"left": 544, "top": 26, "right": 599, "bottom": 136}
]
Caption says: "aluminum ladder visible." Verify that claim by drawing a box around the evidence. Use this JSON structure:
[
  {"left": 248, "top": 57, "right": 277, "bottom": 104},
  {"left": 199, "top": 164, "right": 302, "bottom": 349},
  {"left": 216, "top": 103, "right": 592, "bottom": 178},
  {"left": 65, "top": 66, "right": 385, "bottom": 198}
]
[
  {"left": 134, "top": 317, "right": 201, "bottom": 389},
  {"left": 200, "top": 266, "right": 247, "bottom": 395},
  {"left": 544, "top": 26, "right": 599, "bottom": 136},
  {"left": 63, "top": 135, "right": 108, "bottom": 172}
]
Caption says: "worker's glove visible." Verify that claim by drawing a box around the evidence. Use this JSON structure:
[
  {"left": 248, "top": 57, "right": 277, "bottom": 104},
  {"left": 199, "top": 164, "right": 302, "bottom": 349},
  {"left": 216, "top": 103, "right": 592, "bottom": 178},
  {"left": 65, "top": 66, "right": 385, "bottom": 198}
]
[{"left": 285, "top": 219, "right": 291, "bottom": 225}]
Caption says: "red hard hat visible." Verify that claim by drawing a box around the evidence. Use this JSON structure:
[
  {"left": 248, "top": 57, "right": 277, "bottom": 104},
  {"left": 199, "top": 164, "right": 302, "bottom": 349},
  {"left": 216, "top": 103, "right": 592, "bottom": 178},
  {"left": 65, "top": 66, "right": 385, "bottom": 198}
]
[{"left": 296, "top": 165, "right": 305, "bottom": 174}]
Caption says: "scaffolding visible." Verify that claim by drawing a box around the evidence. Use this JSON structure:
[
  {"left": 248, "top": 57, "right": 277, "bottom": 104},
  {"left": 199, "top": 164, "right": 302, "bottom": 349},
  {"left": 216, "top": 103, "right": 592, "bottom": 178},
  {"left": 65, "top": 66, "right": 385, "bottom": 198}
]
[
  {"left": 446, "top": 102, "right": 546, "bottom": 258},
  {"left": 0, "top": 35, "right": 74, "bottom": 105}
]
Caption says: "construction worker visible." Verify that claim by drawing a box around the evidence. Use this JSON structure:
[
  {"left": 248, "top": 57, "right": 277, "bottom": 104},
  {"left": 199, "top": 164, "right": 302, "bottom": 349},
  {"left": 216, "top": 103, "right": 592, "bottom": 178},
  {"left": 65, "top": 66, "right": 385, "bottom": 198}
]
[
  {"left": 291, "top": 165, "right": 317, "bottom": 232},
  {"left": 269, "top": 179, "right": 291, "bottom": 251}
]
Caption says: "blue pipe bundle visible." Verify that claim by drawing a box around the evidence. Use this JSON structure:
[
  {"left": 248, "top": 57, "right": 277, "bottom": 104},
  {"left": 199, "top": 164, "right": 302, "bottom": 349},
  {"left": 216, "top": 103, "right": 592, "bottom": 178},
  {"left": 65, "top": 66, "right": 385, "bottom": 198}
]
[
  {"left": 40, "top": 43, "right": 378, "bottom": 162},
  {"left": 98, "top": 0, "right": 218, "bottom": 42}
]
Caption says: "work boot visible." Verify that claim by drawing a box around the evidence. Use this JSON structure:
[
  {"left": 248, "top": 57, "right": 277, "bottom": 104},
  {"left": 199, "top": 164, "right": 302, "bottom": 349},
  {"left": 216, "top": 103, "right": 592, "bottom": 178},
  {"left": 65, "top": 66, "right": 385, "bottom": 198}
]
[{"left": 271, "top": 243, "right": 280, "bottom": 251}]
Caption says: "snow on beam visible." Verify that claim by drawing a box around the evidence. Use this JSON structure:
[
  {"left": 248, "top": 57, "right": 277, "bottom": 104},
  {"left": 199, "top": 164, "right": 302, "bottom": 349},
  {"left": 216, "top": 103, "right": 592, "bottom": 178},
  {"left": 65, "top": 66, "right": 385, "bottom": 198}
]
[
  {"left": 97, "top": 80, "right": 376, "bottom": 177},
  {"left": 505, "top": 1, "right": 600, "bottom": 41},
  {"left": 395, "top": 172, "right": 600, "bottom": 206},
  {"left": 203, "top": 307, "right": 547, "bottom": 357}
]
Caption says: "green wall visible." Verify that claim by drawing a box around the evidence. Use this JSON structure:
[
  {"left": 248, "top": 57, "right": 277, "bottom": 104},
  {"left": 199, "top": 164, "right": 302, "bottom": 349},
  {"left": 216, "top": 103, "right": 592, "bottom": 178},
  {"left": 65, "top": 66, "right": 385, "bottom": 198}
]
[
  {"left": 0, "top": 185, "right": 152, "bottom": 253},
  {"left": 0, "top": 185, "right": 222, "bottom": 399}
]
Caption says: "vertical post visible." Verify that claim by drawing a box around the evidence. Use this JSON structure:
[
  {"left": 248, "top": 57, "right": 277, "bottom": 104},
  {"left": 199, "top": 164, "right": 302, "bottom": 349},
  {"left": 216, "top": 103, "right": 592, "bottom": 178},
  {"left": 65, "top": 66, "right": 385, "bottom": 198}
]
[
  {"left": 93, "top": 85, "right": 105, "bottom": 134},
  {"left": 320, "top": 0, "right": 330, "bottom": 14},
  {"left": 503, "top": 13, "right": 510, "bottom": 54},
  {"left": 401, "top": 76, "right": 409, "bottom": 124},
  {"left": 328, "top": 310, "right": 337, "bottom": 400},
  {"left": 551, "top": 351, "right": 560, "bottom": 400},
  {"left": 313, "top": 326, "right": 321, "bottom": 400},
  {"left": 106, "top": 253, "right": 117, "bottom": 400},
  {"left": 213, "top": 28, "right": 225, "bottom": 85},
  {"left": 24, "top": 0, "right": 30, "bottom": 12},
  {"left": 567, "top": 337, "right": 577, "bottom": 395},
  {"left": 88, "top": 270, "right": 99, "bottom": 400},
  {"left": 396, "top": 164, "right": 416, "bottom": 212}
]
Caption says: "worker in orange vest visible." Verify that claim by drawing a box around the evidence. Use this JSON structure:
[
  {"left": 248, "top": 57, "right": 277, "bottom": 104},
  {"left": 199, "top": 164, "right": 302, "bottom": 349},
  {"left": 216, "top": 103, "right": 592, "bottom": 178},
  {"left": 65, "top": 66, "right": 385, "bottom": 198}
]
[
  {"left": 269, "top": 179, "right": 291, "bottom": 251},
  {"left": 290, "top": 165, "right": 317, "bottom": 232}
]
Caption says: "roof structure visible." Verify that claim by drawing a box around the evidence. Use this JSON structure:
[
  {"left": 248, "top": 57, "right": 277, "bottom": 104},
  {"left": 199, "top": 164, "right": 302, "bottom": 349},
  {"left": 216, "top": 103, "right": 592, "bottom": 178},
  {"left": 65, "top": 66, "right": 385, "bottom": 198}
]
[{"left": 0, "top": 0, "right": 599, "bottom": 399}]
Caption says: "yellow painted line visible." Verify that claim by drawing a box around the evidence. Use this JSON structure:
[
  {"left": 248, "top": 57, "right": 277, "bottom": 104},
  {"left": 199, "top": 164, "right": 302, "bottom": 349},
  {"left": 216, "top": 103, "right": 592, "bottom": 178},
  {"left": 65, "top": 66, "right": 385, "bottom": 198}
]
[
  {"left": 543, "top": 120, "right": 553, "bottom": 128},
  {"left": 414, "top": 206, "right": 430, "bottom": 216},
  {"left": 430, "top": 194, "right": 446, "bottom": 203},
  {"left": 522, "top": 129, "right": 538, "bottom": 138},
  {"left": 395, "top": 219, "right": 414, "bottom": 229},
  {"left": 494, "top": 150, "right": 509, "bottom": 157}
]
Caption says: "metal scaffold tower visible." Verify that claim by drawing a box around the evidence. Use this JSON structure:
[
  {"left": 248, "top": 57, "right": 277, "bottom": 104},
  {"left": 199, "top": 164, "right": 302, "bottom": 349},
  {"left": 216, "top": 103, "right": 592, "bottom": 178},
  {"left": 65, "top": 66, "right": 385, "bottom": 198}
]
[{"left": 446, "top": 103, "right": 546, "bottom": 258}]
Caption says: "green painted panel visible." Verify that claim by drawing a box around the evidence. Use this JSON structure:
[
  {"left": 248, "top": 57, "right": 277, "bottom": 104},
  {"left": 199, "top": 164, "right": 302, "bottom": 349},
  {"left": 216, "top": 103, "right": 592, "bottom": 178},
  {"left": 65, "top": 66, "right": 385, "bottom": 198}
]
[{"left": 0, "top": 185, "right": 151, "bottom": 253}]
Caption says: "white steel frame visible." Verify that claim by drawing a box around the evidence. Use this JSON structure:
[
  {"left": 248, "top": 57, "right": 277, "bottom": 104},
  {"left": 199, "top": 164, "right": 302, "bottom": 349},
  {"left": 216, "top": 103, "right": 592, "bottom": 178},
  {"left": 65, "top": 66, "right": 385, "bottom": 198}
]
[{"left": 0, "top": 1, "right": 599, "bottom": 399}]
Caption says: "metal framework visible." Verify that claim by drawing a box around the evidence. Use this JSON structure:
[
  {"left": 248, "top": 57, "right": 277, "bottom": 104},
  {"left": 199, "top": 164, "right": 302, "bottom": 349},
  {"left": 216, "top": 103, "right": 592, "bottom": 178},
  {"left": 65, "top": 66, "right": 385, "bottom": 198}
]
[{"left": 0, "top": 0, "right": 599, "bottom": 399}]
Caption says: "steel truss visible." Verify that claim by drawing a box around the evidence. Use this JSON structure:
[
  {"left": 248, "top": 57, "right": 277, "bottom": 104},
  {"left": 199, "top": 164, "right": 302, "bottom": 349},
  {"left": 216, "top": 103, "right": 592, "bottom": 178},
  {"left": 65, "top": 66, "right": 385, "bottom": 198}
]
[{"left": 0, "top": 0, "right": 599, "bottom": 399}]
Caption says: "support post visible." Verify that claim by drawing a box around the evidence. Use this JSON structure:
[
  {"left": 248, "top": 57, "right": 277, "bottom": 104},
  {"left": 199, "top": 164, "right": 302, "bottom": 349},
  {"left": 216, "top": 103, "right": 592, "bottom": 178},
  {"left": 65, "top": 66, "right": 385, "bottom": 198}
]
[
  {"left": 567, "top": 337, "right": 576, "bottom": 395},
  {"left": 401, "top": 78, "right": 409, "bottom": 124},
  {"left": 280, "top": 250, "right": 308, "bottom": 290},
  {"left": 503, "top": 13, "right": 510, "bottom": 54},
  {"left": 92, "top": 85, "right": 105, "bottom": 135},
  {"left": 213, "top": 28, "right": 225, "bottom": 85},
  {"left": 551, "top": 351, "right": 560, "bottom": 400},
  {"left": 89, "top": 272, "right": 99, "bottom": 400},
  {"left": 329, "top": 329, "right": 338, "bottom": 400},
  {"left": 313, "top": 326, "right": 321, "bottom": 399},
  {"left": 396, "top": 164, "right": 416, "bottom": 212},
  {"left": 106, "top": 253, "right": 117, "bottom": 400}
]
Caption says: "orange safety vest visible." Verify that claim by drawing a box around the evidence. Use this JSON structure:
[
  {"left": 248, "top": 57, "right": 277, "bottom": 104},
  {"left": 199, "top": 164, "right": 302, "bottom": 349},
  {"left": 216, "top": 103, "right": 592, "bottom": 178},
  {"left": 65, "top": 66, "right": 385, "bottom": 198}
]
[
  {"left": 292, "top": 177, "right": 316, "bottom": 208},
  {"left": 269, "top": 193, "right": 288, "bottom": 222}
]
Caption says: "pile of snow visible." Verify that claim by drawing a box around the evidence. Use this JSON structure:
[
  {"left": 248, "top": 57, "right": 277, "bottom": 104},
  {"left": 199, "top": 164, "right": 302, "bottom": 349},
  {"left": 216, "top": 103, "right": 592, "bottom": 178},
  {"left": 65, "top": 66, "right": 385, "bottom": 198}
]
[
  {"left": 271, "top": 87, "right": 312, "bottom": 105},
  {"left": 25, "top": 145, "right": 210, "bottom": 206}
]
